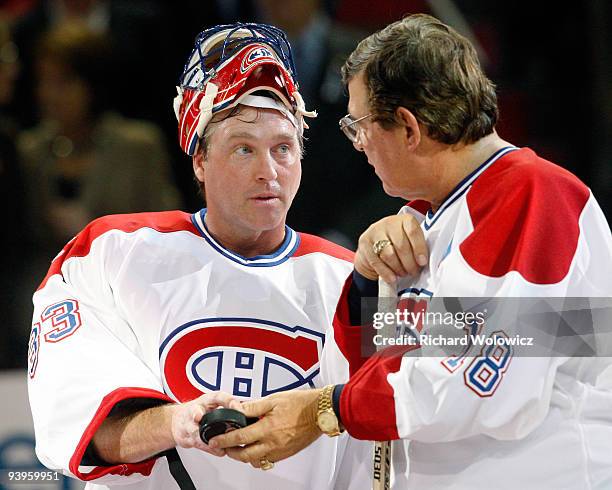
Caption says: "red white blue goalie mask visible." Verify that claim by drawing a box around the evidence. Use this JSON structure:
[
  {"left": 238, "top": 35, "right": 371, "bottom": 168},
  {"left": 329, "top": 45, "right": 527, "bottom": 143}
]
[{"left": 173, "top": 22, "right": 316, "bottom": 156}]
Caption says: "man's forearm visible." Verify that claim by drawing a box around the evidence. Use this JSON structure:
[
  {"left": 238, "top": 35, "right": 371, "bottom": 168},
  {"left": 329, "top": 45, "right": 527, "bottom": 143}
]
[{"left": 92, "top": 403, "right": 177, "bottom": 464}]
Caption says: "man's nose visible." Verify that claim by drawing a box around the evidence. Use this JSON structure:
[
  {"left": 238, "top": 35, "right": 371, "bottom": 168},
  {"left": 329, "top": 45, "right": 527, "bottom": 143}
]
[{"left": 255, "top": 153, "right": 279, "bottom": 181}]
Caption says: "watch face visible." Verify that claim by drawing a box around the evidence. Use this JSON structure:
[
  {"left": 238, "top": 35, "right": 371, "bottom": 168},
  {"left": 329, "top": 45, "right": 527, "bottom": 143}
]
[{"left": 318, "top": 411, "right": 338, "bottom": 432}]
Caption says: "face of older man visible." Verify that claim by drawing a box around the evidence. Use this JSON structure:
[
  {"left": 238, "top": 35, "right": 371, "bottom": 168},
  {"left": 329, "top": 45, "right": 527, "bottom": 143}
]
[
  {"left": 193, "top": 106, "right": 302, "bottom": 254},
  {"left": 347, "top": 72, "right": 435, "bottom": 202}
]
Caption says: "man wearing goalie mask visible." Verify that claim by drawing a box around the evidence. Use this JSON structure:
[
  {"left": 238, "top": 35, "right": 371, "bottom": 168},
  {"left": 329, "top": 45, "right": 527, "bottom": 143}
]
[{"left": 28, "top": 22, "right": 370, "bottom": 490}]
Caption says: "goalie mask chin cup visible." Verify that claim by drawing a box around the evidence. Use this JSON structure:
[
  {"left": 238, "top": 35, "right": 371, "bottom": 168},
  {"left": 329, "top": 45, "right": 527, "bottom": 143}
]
[{"left": 174, "top": 22, "right": 316, "bottom": 156}]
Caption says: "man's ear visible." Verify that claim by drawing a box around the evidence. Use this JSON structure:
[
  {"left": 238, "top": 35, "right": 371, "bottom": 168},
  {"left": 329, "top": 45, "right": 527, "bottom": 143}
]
[
  {"left": 193, "top": 149, "right": 206, "bottom": 183},
  {"left": 395, "top": 106, "right": 421, "bottom": 151}
]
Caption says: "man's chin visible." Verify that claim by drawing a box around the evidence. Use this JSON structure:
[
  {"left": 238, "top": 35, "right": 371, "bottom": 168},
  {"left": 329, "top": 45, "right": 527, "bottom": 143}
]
[
  {"left": 381, "top": 181, "right": 401, "bottom": 198},
  {"left": 247, "top": 206, "right": 287, "bottom": 231}
]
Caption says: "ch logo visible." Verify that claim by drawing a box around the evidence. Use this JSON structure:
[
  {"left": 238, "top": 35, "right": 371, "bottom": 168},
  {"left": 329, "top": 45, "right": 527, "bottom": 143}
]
[
  {"left": 397, "top": 287, "right": 433, "bottom": 335},
  {"left": 160, "top": 318, "right": 324, "bottom": 402},
  {"left": 240, "top": 44, "right": 276, "bottom": 74}
]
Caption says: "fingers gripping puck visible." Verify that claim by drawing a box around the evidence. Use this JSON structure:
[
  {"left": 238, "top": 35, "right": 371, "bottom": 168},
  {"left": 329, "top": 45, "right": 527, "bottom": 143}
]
[{"left": 199, "top": 408, "right": 257, "bottom": 444}]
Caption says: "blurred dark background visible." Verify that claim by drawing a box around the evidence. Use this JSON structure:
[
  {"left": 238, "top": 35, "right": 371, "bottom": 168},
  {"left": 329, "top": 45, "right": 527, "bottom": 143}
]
[{"left": 1, "top": 0, "right": 611, "bottom": 369}]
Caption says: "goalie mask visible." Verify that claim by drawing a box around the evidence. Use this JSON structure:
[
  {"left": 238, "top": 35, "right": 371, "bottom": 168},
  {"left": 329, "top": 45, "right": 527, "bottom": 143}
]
[{"left": 174, "top": 22, "right": 316, "bottom": 156}]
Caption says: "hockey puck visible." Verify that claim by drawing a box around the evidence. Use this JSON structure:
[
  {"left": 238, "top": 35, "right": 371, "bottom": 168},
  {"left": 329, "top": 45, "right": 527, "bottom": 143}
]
[{"left": 199, "top": 408, "right": 256, "bottom": 444}]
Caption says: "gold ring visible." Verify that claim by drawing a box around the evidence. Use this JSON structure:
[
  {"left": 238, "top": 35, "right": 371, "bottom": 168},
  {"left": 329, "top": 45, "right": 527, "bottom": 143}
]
[
  {"left": 260, "top": 457, "right": 274, "bottom": 471},
  {"left": 372, "top": 239, "right": 392, "bottom": 256}
]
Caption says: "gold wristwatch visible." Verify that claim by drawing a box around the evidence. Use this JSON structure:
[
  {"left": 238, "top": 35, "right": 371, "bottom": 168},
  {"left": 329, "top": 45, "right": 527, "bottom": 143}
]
[{"left": 316, "top": 384, "right": 343, "bottom": 437}]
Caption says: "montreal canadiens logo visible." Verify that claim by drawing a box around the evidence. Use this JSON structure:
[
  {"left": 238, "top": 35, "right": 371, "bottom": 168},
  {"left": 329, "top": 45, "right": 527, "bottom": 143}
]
[
  {"left": 160, "top": 318, "right": 324, "bottom": 402},
  {"left": 240, "top": 45, "right": 276, "bottom": 74}
]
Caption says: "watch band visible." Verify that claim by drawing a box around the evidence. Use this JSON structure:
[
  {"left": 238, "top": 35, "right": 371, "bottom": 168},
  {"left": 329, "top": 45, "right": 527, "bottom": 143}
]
[
  {"left": 318, "top": 384, "right": 335, "bottom": 414},
  {"left": 317, "top": 384, "right": 343, "bottom": 436}
]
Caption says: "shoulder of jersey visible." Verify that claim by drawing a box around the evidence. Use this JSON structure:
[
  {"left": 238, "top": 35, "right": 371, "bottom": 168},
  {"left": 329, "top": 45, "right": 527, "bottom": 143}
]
[
  {"left": 37, "top": 211, "right": 196, "bottom": 290},
  {"left": 294, "top": 232, "right": 355, "bottom": 262},
  {"left": 460, "top": 148, "right": 591, "bottom": 284}
]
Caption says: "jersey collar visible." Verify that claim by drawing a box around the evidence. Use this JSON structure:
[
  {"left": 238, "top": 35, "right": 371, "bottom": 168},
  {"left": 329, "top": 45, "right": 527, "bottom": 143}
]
[
  {"left": 424, "top": 146, "right": 519, "bottom": 230},
  {"left": 191, "top": 209, "right": 300, "bottom": 267}
]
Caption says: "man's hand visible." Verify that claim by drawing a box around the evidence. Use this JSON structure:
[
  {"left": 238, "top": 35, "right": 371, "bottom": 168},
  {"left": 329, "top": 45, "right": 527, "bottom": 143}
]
[
  {"left": 355, "top": 214, "right": 428, "bottom": 284},
  {"left": 93, "top": 391, "right": 240, "bottom": 463},
  {"left": 209, "top": 389, "right": 322, "bottom": 468},
  {"left": 170, "top": 392, "right": 242, "bottom": 457}
]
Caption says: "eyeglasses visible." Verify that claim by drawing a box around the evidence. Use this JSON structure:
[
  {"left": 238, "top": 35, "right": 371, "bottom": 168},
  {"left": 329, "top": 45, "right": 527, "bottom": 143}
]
[{"left": 338, "top": 113, "right": 372, "bottom": 143}]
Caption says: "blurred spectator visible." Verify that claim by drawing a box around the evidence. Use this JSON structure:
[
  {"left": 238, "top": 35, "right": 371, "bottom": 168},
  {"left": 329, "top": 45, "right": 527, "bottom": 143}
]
[
  {"left": 12, "top": 0, "right": 172, "bottom": 125},
  {"left": 11, "top": 1, "right": 260, "bottom": 212},
  {"left": 255, "top": 0, "right": 401, "bottom": 244},
  {"left": 0, "top": 18, "right": 29, "bottom": 368},
  {"left": 18, "top": 22, "right": 181, "bottom": 252}
]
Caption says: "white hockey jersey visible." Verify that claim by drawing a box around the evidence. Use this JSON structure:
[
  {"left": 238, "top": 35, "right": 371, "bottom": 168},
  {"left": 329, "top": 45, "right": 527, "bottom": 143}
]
[
  {"left": 27, "top": 209, "right": 371, "bottom": 489},
  {"left": 330, "top": 147, "right": 612, "bottom": 489}
]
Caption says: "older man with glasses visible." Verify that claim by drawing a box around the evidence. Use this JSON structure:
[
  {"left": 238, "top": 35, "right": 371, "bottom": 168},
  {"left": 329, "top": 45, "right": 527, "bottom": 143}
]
[{"left": 212, "top": 13, "right": 612, "bottom": 490}]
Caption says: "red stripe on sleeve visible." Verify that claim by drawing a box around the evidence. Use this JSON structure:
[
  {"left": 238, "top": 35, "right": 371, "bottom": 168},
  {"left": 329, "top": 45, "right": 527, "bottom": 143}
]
[
  {"left": 340, "top": 345, "right": 418, "bottom": 440},
  {"left": 68, "top": 387, "right": 174, "bottom": 481}
]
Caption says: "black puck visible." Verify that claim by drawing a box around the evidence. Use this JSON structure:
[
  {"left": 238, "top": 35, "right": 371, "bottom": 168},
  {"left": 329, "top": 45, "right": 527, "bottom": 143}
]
[{"left": 199, "top": 408, "right": 254, "bottom": 444}]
